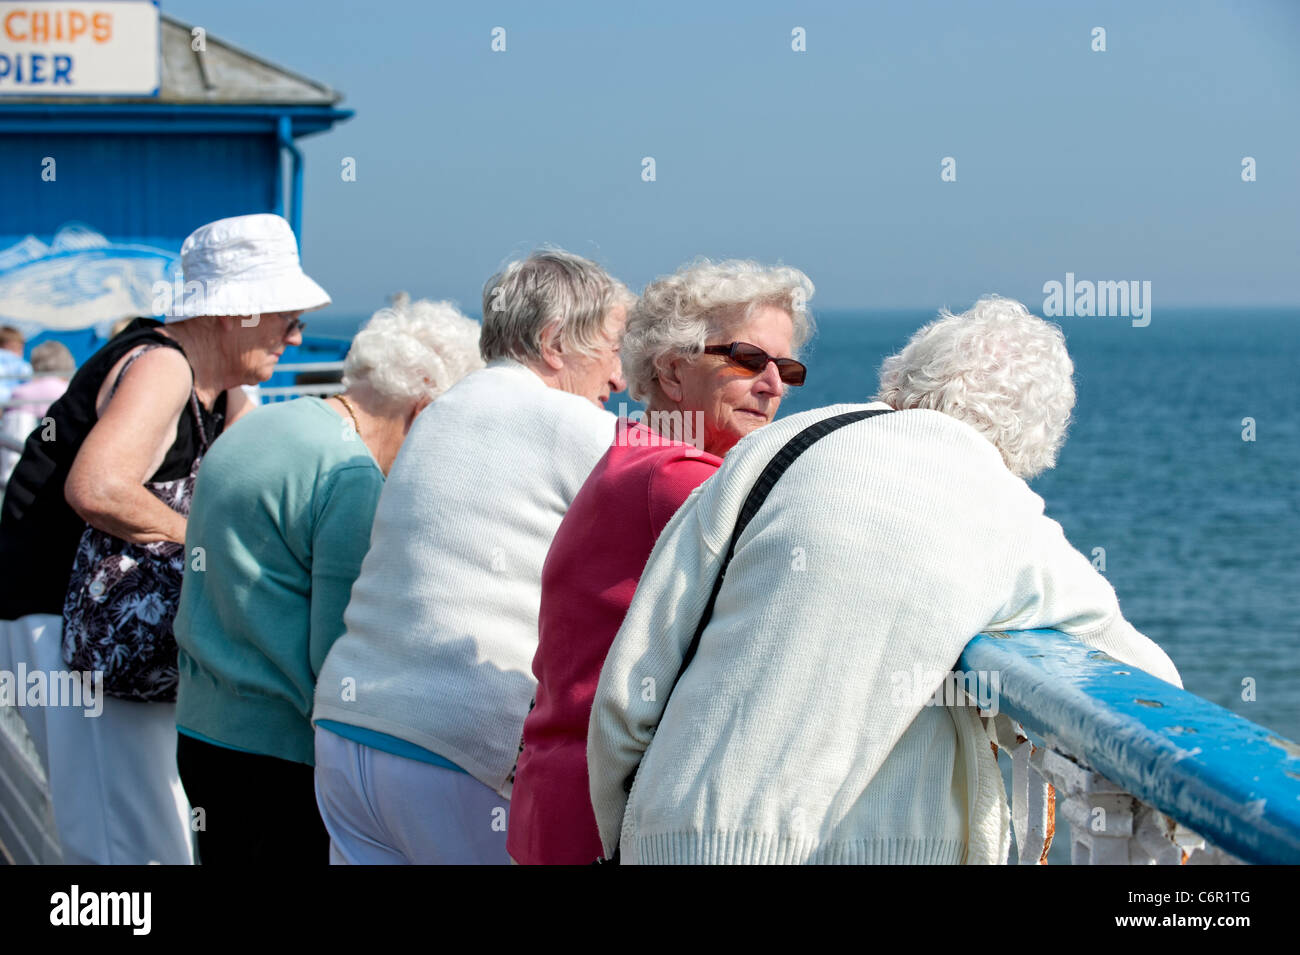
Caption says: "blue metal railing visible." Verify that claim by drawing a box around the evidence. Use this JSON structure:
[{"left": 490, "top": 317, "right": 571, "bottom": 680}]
[{"left": 959, "top": 629, "right": 1300, "bottom": 865}]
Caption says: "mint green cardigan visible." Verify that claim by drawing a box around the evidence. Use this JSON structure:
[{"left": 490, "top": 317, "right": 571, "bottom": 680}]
[{"left": 174, "top": 397, "right": 383, "bottom": 765}]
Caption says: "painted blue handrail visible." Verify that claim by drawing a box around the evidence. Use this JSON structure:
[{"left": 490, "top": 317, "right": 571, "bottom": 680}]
[{"left": 958, "top": 629, "right": 1300, "bottom": 865}]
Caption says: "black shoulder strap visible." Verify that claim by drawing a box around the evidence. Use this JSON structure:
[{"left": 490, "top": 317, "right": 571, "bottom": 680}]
[
  {"left": 106, "top": 338, "right": 210, "bottom": 450},
  {"left": 615, "top": 408, "right": 896, "bottom": 824},
  {"left": 667, "top": 407, "right": 895, "bottom": 693}
]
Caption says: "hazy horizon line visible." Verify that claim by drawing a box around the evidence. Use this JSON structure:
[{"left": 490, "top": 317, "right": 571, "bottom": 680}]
[{"left": 311, "top": 302, "right": 1300, "bottom": 323}]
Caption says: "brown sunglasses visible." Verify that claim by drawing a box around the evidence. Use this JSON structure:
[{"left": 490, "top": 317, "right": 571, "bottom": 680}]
[{"left": 702, "top": 341, "right": 807, "bottom": 386}]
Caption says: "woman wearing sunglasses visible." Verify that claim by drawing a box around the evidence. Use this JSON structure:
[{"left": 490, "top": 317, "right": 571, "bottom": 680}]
[
  {"left": 0, "top": 213, "right": 322, "bottom": 865},
  {"left": 507, "top": 259, "right": 813, "bottom": 864}
]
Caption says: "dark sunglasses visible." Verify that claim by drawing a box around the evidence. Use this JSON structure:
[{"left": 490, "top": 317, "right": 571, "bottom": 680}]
[
  {"left": 284, "top": 316, "right": 307, "bottom": 336},
  {"left": 702, "top": 341, "right": 807, "bottom": 386}
]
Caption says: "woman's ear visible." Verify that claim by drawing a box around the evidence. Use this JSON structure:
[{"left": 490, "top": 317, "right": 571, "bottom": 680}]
[
  {"left": 538, "top": 321, "right": 566, "bottom": 372},
  {"left": 657, "top": 355, "right": 685, "bottom": 403}
]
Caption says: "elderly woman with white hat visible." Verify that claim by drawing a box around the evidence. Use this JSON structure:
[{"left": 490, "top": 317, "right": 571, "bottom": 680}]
[
  {"left": 0, "top": 213, "right": 328, "bottom": 864},
  {"left": 172, "top": 298, "right": 483, "bottom": 865}
]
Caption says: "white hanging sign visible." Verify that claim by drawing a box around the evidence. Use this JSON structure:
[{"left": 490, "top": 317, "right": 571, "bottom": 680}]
[{"left": 0, "top": 1, "right": 161, "bottom": 96}]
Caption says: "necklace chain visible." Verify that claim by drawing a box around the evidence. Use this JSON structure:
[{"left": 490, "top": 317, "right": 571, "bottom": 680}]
[{"left": 336, "top": 394, "right": 361, "bottom": 437}]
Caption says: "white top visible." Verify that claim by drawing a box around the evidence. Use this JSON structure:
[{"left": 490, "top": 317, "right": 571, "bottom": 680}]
[
  {"left": 314, "top": 359, "right": 616, "bottom": 795},
  {"left": 588, "top": 402, "right": 1182, "bottom": 864}
]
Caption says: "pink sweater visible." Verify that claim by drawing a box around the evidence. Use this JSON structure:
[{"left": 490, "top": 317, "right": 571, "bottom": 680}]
[
  {"left": 5, "top": 375, "right": 67, "bottom": 417},
  {"left": 507, "top": 421, "right": 721, "bottom": 865}
]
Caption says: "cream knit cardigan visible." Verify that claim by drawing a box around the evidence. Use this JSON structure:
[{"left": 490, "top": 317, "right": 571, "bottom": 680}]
[
  {"left": 314, "top": 359, "right": 615, "bottom": 795},
  {"left": 587, "top": 403, "right": 1182, "bottom": 864}
]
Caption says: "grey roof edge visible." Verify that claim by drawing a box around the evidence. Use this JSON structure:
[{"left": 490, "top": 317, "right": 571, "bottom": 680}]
[
  {"left": 0, "top": 13, "right": 347, "bottom": 107},
  {"left": 161, "top": 13, "right": 345, "bottom": 105}
]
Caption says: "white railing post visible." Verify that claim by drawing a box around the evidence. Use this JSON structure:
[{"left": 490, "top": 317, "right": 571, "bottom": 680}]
[
  {"left": 1009, "top": 734, "right": 1054, "bottom": 864},
  {"left": 997, "top": 732, "right": 1252, "bottom": 864},
  {"left": 963, "top": 631, "right": 1289, "bottom": 864}
]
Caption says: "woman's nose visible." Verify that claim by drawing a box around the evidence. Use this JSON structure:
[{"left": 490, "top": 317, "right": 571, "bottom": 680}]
[{"left": 755, "top": 360, "right": 783, "bottom": 394}]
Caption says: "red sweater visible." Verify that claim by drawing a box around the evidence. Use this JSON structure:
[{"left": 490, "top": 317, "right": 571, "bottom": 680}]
[{"left": 507, "top": 422, "right": 722, "bottom": 864}]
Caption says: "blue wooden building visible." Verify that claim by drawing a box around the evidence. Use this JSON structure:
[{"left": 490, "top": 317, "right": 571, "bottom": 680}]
[{"left": 0, "top": 10, "right": 352, "bottom": 363}]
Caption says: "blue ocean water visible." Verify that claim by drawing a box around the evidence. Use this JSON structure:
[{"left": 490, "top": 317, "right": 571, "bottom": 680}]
[
  {"left": 313, "top": 307, "right": 1299, "bottom": 740},
  {"left": 789, "top": 308, "right": 1300, "bottom": 743}
]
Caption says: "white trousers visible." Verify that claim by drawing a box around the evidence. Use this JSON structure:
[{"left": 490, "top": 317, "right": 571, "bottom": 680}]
[
  {"left": 313, "top": 725, "right": 510, "bottom": 865},
  {"left": 0, "top": 613, "right": 194, "bottom": 864}
]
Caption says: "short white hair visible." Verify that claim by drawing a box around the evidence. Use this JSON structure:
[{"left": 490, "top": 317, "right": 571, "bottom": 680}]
[
  {"left": 479, "top": 249, "right": 633, "bottom": 364},
  {"left": 30, "top": 340, "right": 75, "bottom": 377},
  {"left": 876, "top": 296, "right": 1075, "bottom": 480},
  {"left": 622, "top": 259, "right": 815, "bottom": 403},
  {"left": 343, "top": 295, "right": 484, "bottom": 404}
]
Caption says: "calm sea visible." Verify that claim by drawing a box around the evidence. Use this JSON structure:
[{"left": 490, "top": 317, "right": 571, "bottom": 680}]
[
  {"left": 785, "top": 307, "right": 1300, "bottom": 746},
  {"left": 314, "top": 307, "right": 1300, "bottom": 743}
]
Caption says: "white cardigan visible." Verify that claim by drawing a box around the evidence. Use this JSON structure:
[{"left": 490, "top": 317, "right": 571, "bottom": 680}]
[
  {"left": 314, "top": 359, "right": 615, "bottom": 795},
  {"left": 587, "top": 402, "right": 1182, "bottom": 864}
]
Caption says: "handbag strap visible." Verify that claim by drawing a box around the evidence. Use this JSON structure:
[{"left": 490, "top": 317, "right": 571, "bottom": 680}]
[
  {"left": 664, "top": 407, "right": 895, "bottom": 704},
  {"left": 603, "top": 407, "right": 897, "bottom": 861},
  {"left": 615, "top": 407, "right": 896, "bottom": 814},
  {"left": 188, "top": 389, "right": 211, "bottom": 454}
]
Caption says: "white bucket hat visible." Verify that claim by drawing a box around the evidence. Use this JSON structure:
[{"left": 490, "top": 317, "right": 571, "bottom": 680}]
[{"left": 169, "top": 213, "right": 330, "bottom": 321}]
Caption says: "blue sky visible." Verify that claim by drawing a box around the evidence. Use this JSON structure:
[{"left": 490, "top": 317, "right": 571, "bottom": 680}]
[{"left": 165, "top": 0, "right": 1300, "bottom": 315}]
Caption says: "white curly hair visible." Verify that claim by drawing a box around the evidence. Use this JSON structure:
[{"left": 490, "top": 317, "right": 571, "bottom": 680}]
[
  {"left": 876, "top": 296, "right": 1075, "bottom": 480},
  {"left": 342, "top": 295, "right": 484, "bottom": 405},
  {"left": 622, "top": 259, "right": 815, "bottom": 404}
]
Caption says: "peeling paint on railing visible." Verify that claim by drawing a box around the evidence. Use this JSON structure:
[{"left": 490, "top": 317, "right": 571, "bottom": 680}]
[{"left": 960, "top": 629, "right": 1300, "bottom": 864}]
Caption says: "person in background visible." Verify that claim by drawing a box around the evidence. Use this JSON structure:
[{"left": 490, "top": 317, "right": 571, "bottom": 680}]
[
  {"left": 0, "top": 325, "right": 33, "bottom": 403},
  {"left": 312, "top": 248, "right": 632, "bottom": 865},
  {"left": 0, "top": 213, "right": 326, "bottom": 865},
  {"left": 587, "top": 296, "right": 1182, "bottom": 865},
  {"left": 508, "top": 259, "right": 815, "bottom": 865},
  {"left": 0, "top": 340, "right": 75, "bottom": 484},
  {"left": 174, "top": 298, "right": 482, "bottom": 864}
]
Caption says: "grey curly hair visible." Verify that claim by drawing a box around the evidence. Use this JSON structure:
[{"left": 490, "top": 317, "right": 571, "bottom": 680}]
[
  {"left": 622, "top": 259, "right": 815, "bottom": 403},
  {"left": 342, "top": 295, "right": 484, "bottom": 404},
  {"left": 876, "top": 295, "right": 1075, "bottom": 480}
]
